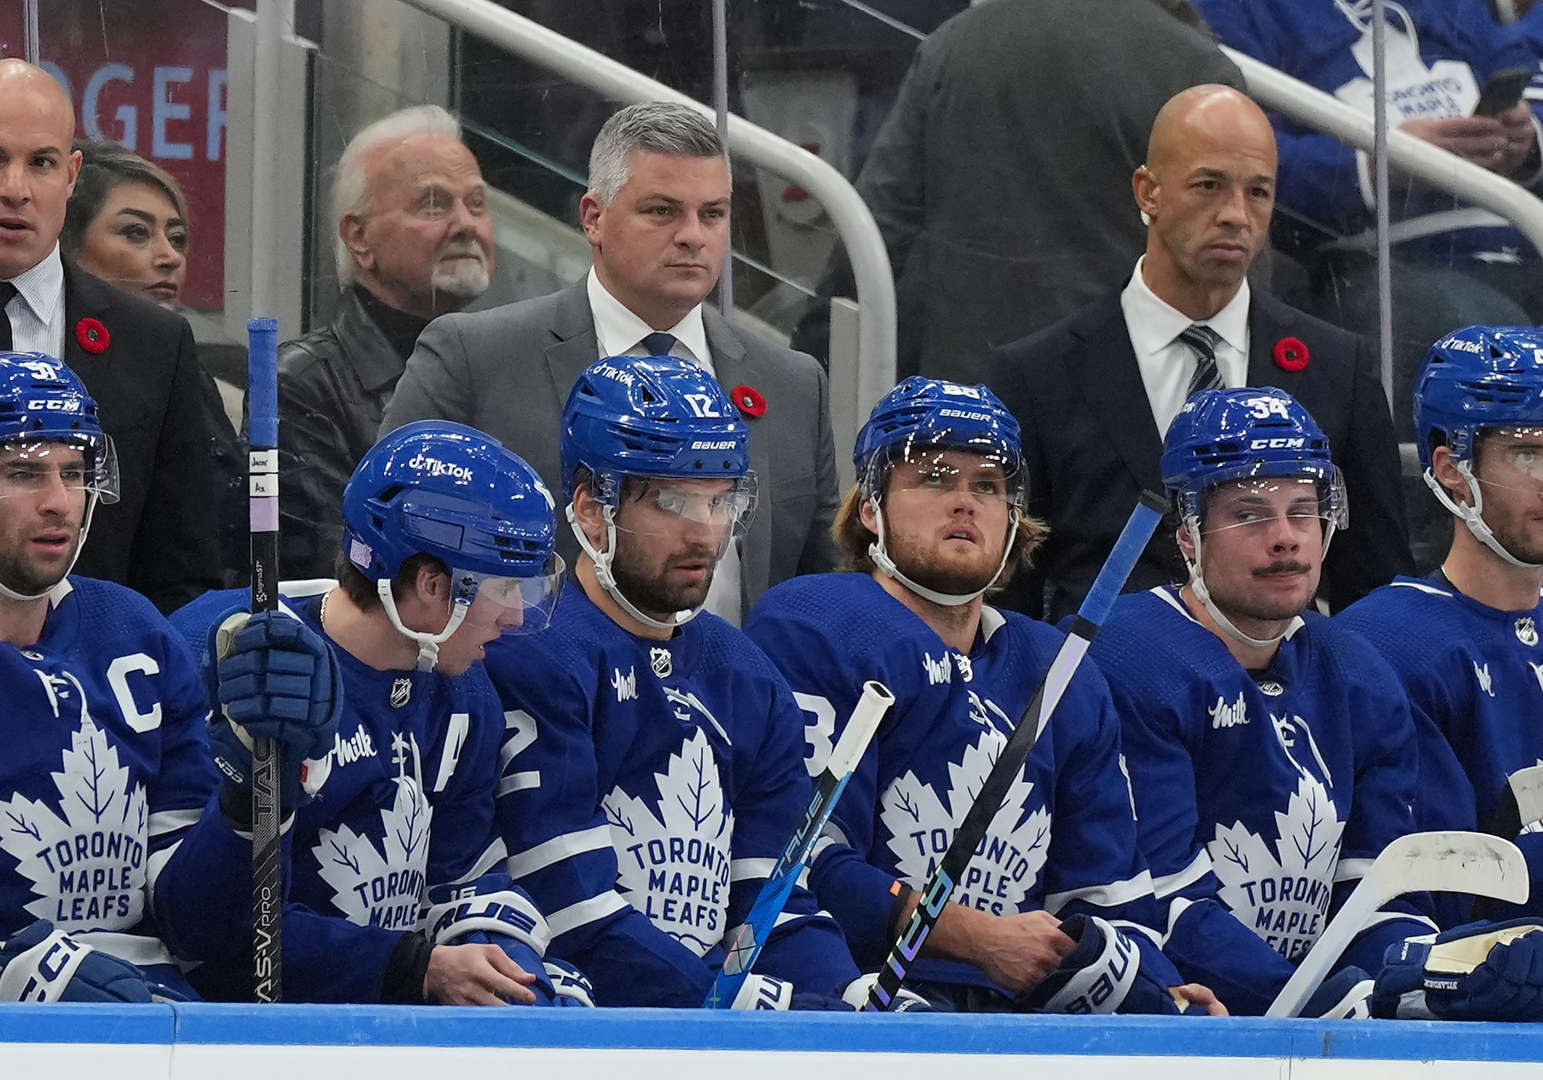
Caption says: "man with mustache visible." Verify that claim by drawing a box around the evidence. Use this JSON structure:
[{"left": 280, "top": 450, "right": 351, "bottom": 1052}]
[
  {"left": 985, "top": 84, "right": 1410, "bottom": 622},
  {"left": 1090, "top": 387, "right": 1543, "bottom": 1021},
  {"left": 483, "top": 355, "right": 866, "bottom": 1008},
  {"left": 276, "top": 105, "right": 495, "bottom": 578}
]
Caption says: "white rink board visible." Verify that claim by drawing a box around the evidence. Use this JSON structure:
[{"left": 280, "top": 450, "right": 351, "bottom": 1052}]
[{"left": 8, "top": 1004, "right": 1543, "bottom": 1079}]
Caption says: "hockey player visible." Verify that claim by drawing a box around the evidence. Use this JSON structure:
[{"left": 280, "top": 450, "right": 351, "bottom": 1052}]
[
  {"left": 1092, "top": 385, "right": 1543, "bottom": 1021},
  {"left": 485, "top": 355, "right": 868, "bottom": 1009},
  {"left": 744, "top": 376, "right": 1220, "bottom": 1014},
  {"left": 0, "top": 352, "right": 335, "bottom": 1003},
  {"left": 172, "top": 420, "right": 579, "bottom": 1006},
  {"left": 1338, "top": 326, "right": 1543, "bottom": 927}
]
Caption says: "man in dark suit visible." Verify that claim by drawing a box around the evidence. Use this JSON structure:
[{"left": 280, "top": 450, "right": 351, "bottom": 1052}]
[
  {"left": 0, "top": 60, "right": 222, "bottom": 611},
  {"left": 986, "top": 85, "right": 1411, "bottom": 621},
  {"left": 382, "top": 102, "right": 839, "bottom": 622}
]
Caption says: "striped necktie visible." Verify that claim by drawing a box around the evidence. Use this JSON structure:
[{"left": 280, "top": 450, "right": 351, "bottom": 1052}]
[{"left": 1178, "top": 324, "right": 1224, "bottom": 399}]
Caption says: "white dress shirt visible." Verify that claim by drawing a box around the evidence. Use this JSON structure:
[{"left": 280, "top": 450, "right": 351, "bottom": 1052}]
[
  {"left": 585, "top": 268, "right": 742, "bottom": 626},
  {"left": 4, "top": 244, "right": 67, "bottom": 359},
  {"left": 1119, "top": 255, "right": 1250, "bottom": 439}
]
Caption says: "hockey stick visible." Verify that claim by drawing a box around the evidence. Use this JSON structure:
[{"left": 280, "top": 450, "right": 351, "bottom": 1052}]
[
  {"left": 1265, "top": 830, "right": 1528, "bottom": 1017},
  {"left": 1483, "top": 765, "right": 1543, "bottom": 841},
  {"left": 704, "top": 680, "right": 895, "bottom": 1007},
  {"left": 863, "top": 491, "right": 1168, "bottom": 1011},
  {"left": 247, "top": 317, "right": 282, "bottom": 1003}
]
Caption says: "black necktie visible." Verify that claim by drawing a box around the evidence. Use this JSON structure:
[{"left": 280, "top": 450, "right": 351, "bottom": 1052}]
[
  {"left": 640, "top": 331, "right": 678, "bottom": 357},
  {"left": 1178, "top": 323, "right": 1224, "bottom": 399},
  {"left": 0, "top": 282, "right": 17, "bottom": 352}
]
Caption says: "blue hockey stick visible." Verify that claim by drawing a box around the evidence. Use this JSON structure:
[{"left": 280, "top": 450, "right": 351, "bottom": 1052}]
[
  {"left": 705, "top": 680, "right": 895, "bottom": 1007},
  {"left": 863, "top": 492, "right": 1168, "bottom": 1010}
]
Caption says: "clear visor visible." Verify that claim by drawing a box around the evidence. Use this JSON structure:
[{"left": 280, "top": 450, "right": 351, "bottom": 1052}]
[
  {"left": 0, "top": 437, "right": 120, "bottom": 504},
  {"left": 1183, "top": 474, "right": 1348, "bottom": 536},
  {"left": 1475, "top": 427, "right": 1543, "bottom": 491},
  {"left": 613, "top": 474, "right": 759, "bottom": 560},
  {"left": 869, "top": 441, "right": 1025, "bottom": 509},
  {"left": 450, "top": 552, "right": 566, "bottom": 636}
]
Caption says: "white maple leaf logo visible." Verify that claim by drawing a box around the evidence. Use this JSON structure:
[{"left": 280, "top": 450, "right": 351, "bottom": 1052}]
[
  {"left": 0, "top": 709, "right": 149, "bottom": 931},
  {"left": 1208, "top": 774, "right": 1344, "bottom": 962},
  {"left": 602, "top": 727, "right": 733, "bottom": 956},
  {"left": 879, "top": 727, "right": 1050, "bottom": 914},
  {"left": 313, "top": 769, "right": 433, "bottom": 931}
]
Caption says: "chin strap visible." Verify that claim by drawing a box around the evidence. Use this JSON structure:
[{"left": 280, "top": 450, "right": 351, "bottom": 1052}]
[
  {"left": 866, "top": 498, "right": 1018, "bottom": 608},
  {"left": 376, "top": 577, "right": 469, "bottom": 672},
  {"left": 1425, "top": 463, "right": 1543, "bottom": 570},
  {"left": 567, "top": 503, "right": 700, "bottom": 632},
  {"left": 1181, "top": 515, "right": 1338, "bottom": 651},
  {"left": 0, "top": 493, "right": 100, "bottom": 602}
]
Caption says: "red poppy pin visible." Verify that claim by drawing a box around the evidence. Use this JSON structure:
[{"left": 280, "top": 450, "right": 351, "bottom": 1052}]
[
  {"left": 731, "top": 384, "right": 766, "bottom": 418},
  {"left": 1272, "top": 336, "right": 1309, "bottom": 373},
  {"left": 75, "top": 317, "right": 110, "bottom": 355}
]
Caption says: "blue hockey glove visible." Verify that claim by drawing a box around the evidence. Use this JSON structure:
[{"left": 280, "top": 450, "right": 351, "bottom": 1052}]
[
  {"left": 209, "top": 608, "right": 341, "bottom": 813},
  {"left": 840, "top": 973, "right": 934, "bottom": 1012},
  {"left": 542, "top": 958, "right": 596, "bottom": 1007},
  {"left": 420, "top": 873, "right": 557, "bottom": 1005},
  {"left": 0, "top": 921, "right": 181, "bottom": 1003},
  {"left": 1017, "top": 914, "right": 1180, "bottom": 1015},
  {"left": 1302, "top": 967, "right": 1374, "bottom": 1019},
  {"left": 1372, "top": 920, "right": 1543, "bottom": 1021}
]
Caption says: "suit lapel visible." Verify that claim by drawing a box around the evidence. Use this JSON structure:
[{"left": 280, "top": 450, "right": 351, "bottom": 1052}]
[
  {"left": 1068, "top": 296, "right": 1164, "bottom": 490},
  {"left": 61, "top": 261, "right": 112, "bottom": 374},
  {"left": 704, "top": 307, "right": 765, "bottom": 614},
  {"left": 543, "top": 280, "right": 601, "bottom": 409}
]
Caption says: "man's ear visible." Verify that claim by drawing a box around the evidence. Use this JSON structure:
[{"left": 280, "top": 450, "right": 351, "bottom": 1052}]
[
  {"left": 579, "top": 192, "right": 605, "bottom": 248},
  {"left": 1175, "top": 520, "right": 1197, "bottom": 562},
  {"left": 1133, "top": 164, "right": 1160, "bottom": 220},
  {"left": 340, "top": 213, "right": 373, "bottom": 272},
  {"left": 414, "top": 560, "right": 451, "bottom": 604},
  {"left": 572, "top": 482, "right": 610, "bottom": 552},
  {"left": 1430, "top": 445, "right": 1472, "bottom": 505},
  {"left": 857, "top": 493, "right": 880, "bottom": 534}
]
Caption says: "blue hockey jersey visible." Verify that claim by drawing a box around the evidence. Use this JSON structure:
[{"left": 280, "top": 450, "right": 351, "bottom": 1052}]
[
  {"left": 1091, "top": 586, "right": 1437, "bottom": 1015},
  {"left": 0, "top": 577, "right": 239, "bottom": 998},
  {"left": 1199, "top": 0, "right": 1540, "bottom": 256},
  {"left": 1338, "top": 573, "right": 1543, "bottom": 925},
  {"left": 484, "top": 580, "right": 859, "bottom": 1007},
  {"left": 171, "top": 582, "right": 516, "bottom": 1002},
  {"left": 745, "top": 572, "right": 1180, "bottom": 1000}
]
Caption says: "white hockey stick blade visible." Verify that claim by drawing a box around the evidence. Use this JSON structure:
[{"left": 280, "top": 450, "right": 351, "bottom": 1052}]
[{"left": 1266, "top": 831, "right": 1528, "bottom": 1017}]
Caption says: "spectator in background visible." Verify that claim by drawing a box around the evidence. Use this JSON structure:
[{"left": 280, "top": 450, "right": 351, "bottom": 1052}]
[
  {"left": 986, "top": 86, "right": 1412, "bottom": 621},
  {"left": 0, "top": 60, "right": 223, "bottom": 611},
  {"left": 274, "top": 105, "right": 494, "bottom": 579},
  {"left": 62, "top": 138, "right": 246, "bottom": 587},
  {"left": 789, "top": 0, "right": 1243, "bottom": 383}
]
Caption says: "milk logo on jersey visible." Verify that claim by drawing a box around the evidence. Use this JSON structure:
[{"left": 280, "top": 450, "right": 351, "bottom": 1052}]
[
  {"left": 650, "top": 647, "right": 673, "bottom": 679},
  {"left": 1518, "top": 617, "right": 1539, "bottom": 647},
  {"left": 1209, "top": 713, "right": 1343, "bottom": 962},
  {"left": 1209, "top": 691, "right": 1249, "bottom": 729},
  {"left": 953, "top": 653, "right": 973, "bottom": 683},
  {"left": 330, "top": 722, "right": 377, "bottom": 769},
  {"left": 880, "top": 726, "right": 1050, "bottom": 916},
  {"left": 1476, "top": 661, "right": 1496, "bottom": 698},
  {"left": 313, "top": 731, "right": 432, "bottom": 929},
  {"left": 922, "top": 652, "right": 951, "bottom": 686},
  {"left": 0, "top": 669, "right": 148, "bottom": 931},
  {"left": 389, "top": 677, "right": 412, "bottom": 709},
  {"left": 602, "top": 726, "right": 733, "bottom": 956},
  {"left": 612, "top": 666, "right": 637, "bottom": 702}
]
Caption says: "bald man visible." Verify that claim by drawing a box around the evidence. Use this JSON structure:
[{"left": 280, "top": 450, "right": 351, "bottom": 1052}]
[
  {"left": 984, "top": 84, "right": 1411, "bottom": 621},
  {"left": 0, "top": 60, "right": 223, "bottom": 610}
]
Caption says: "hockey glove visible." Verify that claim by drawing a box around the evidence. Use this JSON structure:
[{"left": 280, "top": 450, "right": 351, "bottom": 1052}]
[
  {"left": 1017, "top": 914, "right": 1180, "bottom": 1015},
  {"left": 210, "top": 608, "right": 341, "bottom": 817},
  {"left": 0, "top": 921, "right": 184, "bottom": 1003},
  {"left": 1301, "top": 967, "right": 1373, "bottom": 1019},
  {"left": 1372, "top": 919, "right": 1543, "bottom": 1021},
  {"left": 543, "top": 959, "right": 596, "bottom": 1007},
  {"left": 420, "top": 872, "right": 557, "bottom": 1005},
  {"left": 840, "top": 973, "right": 934, "bottom": 1012}
]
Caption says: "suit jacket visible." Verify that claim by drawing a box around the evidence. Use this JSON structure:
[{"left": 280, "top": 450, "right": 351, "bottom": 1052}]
[
  {"left": 984, "top": 287, "right": 1413, "bottom": 621},
  {"left": 62, "top": 262, "right": 225, "bottom": 612},
  {"left": 379, "top": 280, "right": 841, "bottom": 612}
]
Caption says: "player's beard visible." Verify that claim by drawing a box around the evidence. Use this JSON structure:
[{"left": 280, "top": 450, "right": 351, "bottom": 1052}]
[
  {"left": 1483, "top": 504, "right": 1543, "bottom": 566},
  {"left": 610, "top": 541, "right": 719, "bottom": 619},
  {"left": 0, "top": 533, "right": 79, "bottom": 596},
  {"left": 884, "top": 526, "right": 1003, "bottom": 597}
]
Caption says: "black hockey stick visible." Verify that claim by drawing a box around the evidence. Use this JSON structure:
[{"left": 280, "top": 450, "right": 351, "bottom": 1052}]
[
  {"left": 704, "top": 680, "right": 896, "bottom": 1007},
  {"left": 863, "top": 492, "right": 1168, "bottom": 1010},
  {"left": 247, "top": 317, "right": 282, "bottom": 1002}
]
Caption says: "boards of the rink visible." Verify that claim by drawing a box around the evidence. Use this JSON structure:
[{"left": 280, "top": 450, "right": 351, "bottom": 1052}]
[{"left": 4, "top": 1005, "right": 1543, "bottom": 1078}]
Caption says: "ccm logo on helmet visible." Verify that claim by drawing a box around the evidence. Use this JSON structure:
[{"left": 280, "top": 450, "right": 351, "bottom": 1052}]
[
  {"left": 25, "top": 400, "right": 81, "bottom": 412},
  {"left": 407, "top": 453, "right": 474, "bottom": 482},
  {"left": 1249, "top": 437, "right": 1306, "bottom": 450}
]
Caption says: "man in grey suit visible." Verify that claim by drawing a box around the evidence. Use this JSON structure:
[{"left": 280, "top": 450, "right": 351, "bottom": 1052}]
[{"left": 381, "top": 102, "right": 839, "bottom": 622}]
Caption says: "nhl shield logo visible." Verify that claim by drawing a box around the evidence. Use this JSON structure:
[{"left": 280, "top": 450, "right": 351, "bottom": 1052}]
[
  {"left": 650, "top": 647, "right": 673, "bottom": 679},
  {"left": 1257, "top": 680, "right": 1285, "bottom": 697},
  {"left": 1518, "top": 617, "right": 1539, "bottom": 647},
  {"left": 390, "top": 677, "right": 412, "bottom": 708}
]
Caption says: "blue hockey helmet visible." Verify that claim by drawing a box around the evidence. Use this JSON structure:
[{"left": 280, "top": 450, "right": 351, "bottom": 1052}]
[
  {"left": 0, "top": 351, "right": 118, "bottom": 501},
  {"left": 1161, "top": 387, "right": 1345, "bottom": 530},
  {"left": 343, "top": 421, "right": 564, "bottom": 664},
  {"left": 853, "top": 376, "right": 1024, "bottom": 503},
  {"left": 1414, "top": 325, "right": 1543, "bottom": 472}
]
